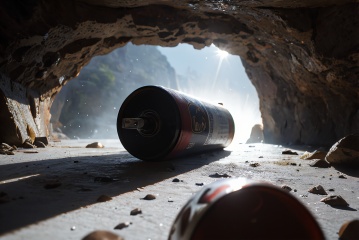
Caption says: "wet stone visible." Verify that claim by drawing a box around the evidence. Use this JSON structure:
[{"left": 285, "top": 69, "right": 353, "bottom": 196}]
[
  {"left": 320, "top": 195, "right": 349, "bottom": 207},
  {"left": 142, "top": 194, "right": 156, "bottom": 200},
  {"left": 309, "top": 159, "right": 331, "bottom": 168},
  {"left": 308, "top": 185, "right": 327, "bottom": 195},
  {"left": 97, "top": 195, "right": 112, "bottom": 202},
  {"left": 82, "top": 230, "right": 124, "bottom": 240},
  {"left": 281, "top": 149, "right": 298, "bottom": 155},
  {"left": 130, "top": 208, "right": 142, "bottom": 215},
  {"left": 209, "top": 173, "right": 231, "bottom": 178},
  {"left": 339, "top": 219, "right": 359, "bottom": 240},
  {"left": 86, "top": 142, "right": 104, "bottom": 148},
  {"left": 114, "top": 222, "right": 132, "bottom": 230}
]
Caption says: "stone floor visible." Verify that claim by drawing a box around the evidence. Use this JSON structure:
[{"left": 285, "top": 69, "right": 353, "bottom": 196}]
[{"left": 0, "top": 139, "right": 358, "bottom": 240}]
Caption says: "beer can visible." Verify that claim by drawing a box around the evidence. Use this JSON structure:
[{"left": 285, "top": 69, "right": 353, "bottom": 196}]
[
  {"left": 168, "top": 178, "right": 325, "bottom": 240},
  {"left": 117, "top": 85, "right": 235, "bottom": 161}
]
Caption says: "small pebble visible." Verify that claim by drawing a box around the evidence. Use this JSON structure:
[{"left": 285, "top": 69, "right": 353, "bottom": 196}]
[
  {"left": 34, "top": 141, "right": 46, "bottom": 148},
  {"left": 249, "top": 163, "right": 260, "bottom": 167},
  {"left": 86, "top": 142, "right": 104, "bottom": 148},
  {"left": 282, "top": 149, "right": 298, "bottom": 155},
  {"left": 168, "top": 198, "right": 174, "bottom": 202},
  {"left": 195, "top": 183, "right": 204, "bottom": 186},
  {"left": 130, "top": 208, "right": 142, "bottom": 215},
  {"left": 209, "top": 173, "right": 231, "bottom": 178},
  {"left": 172, "top": 178, "right": 181, "bottom": 182},
  {"left": 71, "top": 226, "right": 76, "bottom": 231},
  {"left": 338, "top": 174, "right": 347, "bottom": 179},
  {"left": 97, "top": 195, "right": 112, "bottom": 202},
  {"left": 281, "top": 185, "right": 292, "bottom": 192},
  {"left": 114, "top": 222, "right": 132, "bottom": 230},
  {"left": 308, "top": 185, "right": 327, "bottom": 195},
  {"left": 290, "top": 163, "right": 297, "bottom": 166},
  {"left": 328, "top": 188, "right": 335, "bottom": 192},
  {"left": 258, "top": 156, "right": 263, "bottom": 158},
  {"left": 142, "top": 194, "right": 156, "bottom": 200}
]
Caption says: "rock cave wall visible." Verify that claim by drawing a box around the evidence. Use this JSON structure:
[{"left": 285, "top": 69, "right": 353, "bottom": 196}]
[{"left": 0, "top": 0, "right": 358, "bottom": 146}]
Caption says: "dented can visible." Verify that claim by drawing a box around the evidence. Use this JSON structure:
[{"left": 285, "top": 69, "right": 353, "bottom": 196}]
[{"left": 117, "top": 86, "right": 235, "bottom": 161}]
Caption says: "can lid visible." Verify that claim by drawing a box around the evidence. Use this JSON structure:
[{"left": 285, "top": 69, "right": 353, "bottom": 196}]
[{"left": 117, "top": 86, "right": 181, "bottom": 161}]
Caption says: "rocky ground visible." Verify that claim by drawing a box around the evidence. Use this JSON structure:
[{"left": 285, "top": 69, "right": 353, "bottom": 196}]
[{"left": 0, "top": 139, "right": 358, "bottom": 240}]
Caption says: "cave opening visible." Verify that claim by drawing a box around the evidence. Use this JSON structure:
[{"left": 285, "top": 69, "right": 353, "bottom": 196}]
[{"left": 50, "top": 43, "right": 262, "bottom": 143}]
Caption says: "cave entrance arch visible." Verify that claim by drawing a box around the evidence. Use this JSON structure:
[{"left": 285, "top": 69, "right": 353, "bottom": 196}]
[{"left": 50, "top": 43, "right": 262, "bottom": 143}]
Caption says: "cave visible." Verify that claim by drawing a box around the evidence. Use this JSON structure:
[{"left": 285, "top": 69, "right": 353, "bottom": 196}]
[{"left": 1, "top": 0, "right": 358, "bottom": 147}]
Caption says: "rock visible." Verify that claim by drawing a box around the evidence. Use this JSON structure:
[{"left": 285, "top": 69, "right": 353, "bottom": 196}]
[
  {"left": 34, "top": 140, "right": 46, "bottom": 148},
  {"left": 86, "top": 142, "right": 104, "bottom": 148},
  {"left": 142, "top": 194, "right": 156, "bottom": 200},
  {"left": 209, "top": 173, "right": 231, "bottom": 178},
  {"left": 172, "top": 178, "right": 181, "bottom": 182},
  {"left": 195, "top": 183, "right": 204, "bottom": 186},
  {"left": 114, "top": 222, "right": 132, "bottom": 230},
  {"left": 281, "top": 185, "right": 292, "bottom": 192},
  {"left": 338, "top": 174, "right": 347, "bottom": 179},
  {"left": 308, "top": 185, "right": 327, "bottom": 195},
  {"left": 300, "top": 150, "right": 327, "bottom": 160},
  {"left": 249, "top": 163, "right": 260, "bottom": 167},
  {"left": 320, "top": 195, "right": 349, "bottom": 207},
  {"left": 0, "top": 143, "right": 16, "bottom": 155},
  {"left": 82, "top": 230, "right": 124, "bottom": 240},
  {"left": 338, "top": 219, "right": 359, "bottom": 240},
  {"left": 34, "top": 137, "right": 48, "bottom": 145},
  {"left": 281, "top": 149, "right": 298, "bottom": 155},
  {"left": 130, "top": 208, "right": 142, "bottom": 215},
  {"left": 246, "top": 124, "right": 264, "bottom": 143},
  {"left": 22, "top": 139, "right": 36, "bottom": 148},
  {"left": 309, "top": 159, "right": 331, "bottom": 168},
  {"left": 326, "top": 134, "right": 359, "bottom": 166},
  {"left": 96, "top": 195, "right": 112, "bottom": 202}
]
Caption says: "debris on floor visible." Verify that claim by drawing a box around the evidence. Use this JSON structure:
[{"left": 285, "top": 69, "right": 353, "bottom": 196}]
[
  {"left": 0, "top": 143, "right": 16, "bottom": 155},
  {"left": 130, "top": 208, "right": 142, "bottom": 215},
  {"left": 114, "top": 222, "right": 132, "bottom": 230},
  {"left": 281, "top": 185, "right": 292, "bottom": 192},
  {"left": 142, "top": 194, "right": 156, "bottom": 200},
  {"left": 325, "top": 134, "right": 359, "bottom": 166},
  {"left": 281, "top": 149, "right": 298, "bottom": 155},
  {"left": 308, "top": 185, "right": 327, "bottom": 195},
  {"left": 86, "top": 142, "right": 105, "bottom": 148},
  {"left": 249, "top": 162, "right": 260, "bottom": 167},
  {"left": 209, "top": 172, "right": 231, "bottom": 178},
  {"left": 82, "top": 230, "right": 124, "bottom": 240},
  {"left": 320, "top": 195, "right": 349, "bottom": 207}
]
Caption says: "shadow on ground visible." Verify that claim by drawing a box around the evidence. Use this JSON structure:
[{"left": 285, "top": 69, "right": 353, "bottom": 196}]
[{"left": 0, "top": 150, "right": 231, "bottom": 235}]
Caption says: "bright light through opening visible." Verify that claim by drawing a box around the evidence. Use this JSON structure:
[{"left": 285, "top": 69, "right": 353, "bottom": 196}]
[
  {"left": 51, "top": 43, "right": 262, "bottom": 144},
  {"left": 216, "top": 48, "right": 229, "bottom": 60}
]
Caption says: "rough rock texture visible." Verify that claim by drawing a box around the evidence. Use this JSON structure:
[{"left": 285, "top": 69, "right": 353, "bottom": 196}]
[
  {"left": 326, "top": 134, "right": 359, "bottom": 166},
  {"left": 0, "top": 0, "right": 358, "bottom": 146}
]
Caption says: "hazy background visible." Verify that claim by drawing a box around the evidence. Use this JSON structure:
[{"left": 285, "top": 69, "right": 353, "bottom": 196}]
[{"left": 51, "top": 43, "right": 261, "bottom": 143}]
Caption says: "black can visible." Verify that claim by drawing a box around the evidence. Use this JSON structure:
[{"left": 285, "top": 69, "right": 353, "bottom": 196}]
[{"left": 117, "top": 86, "right": 235, "bottom": 161}]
